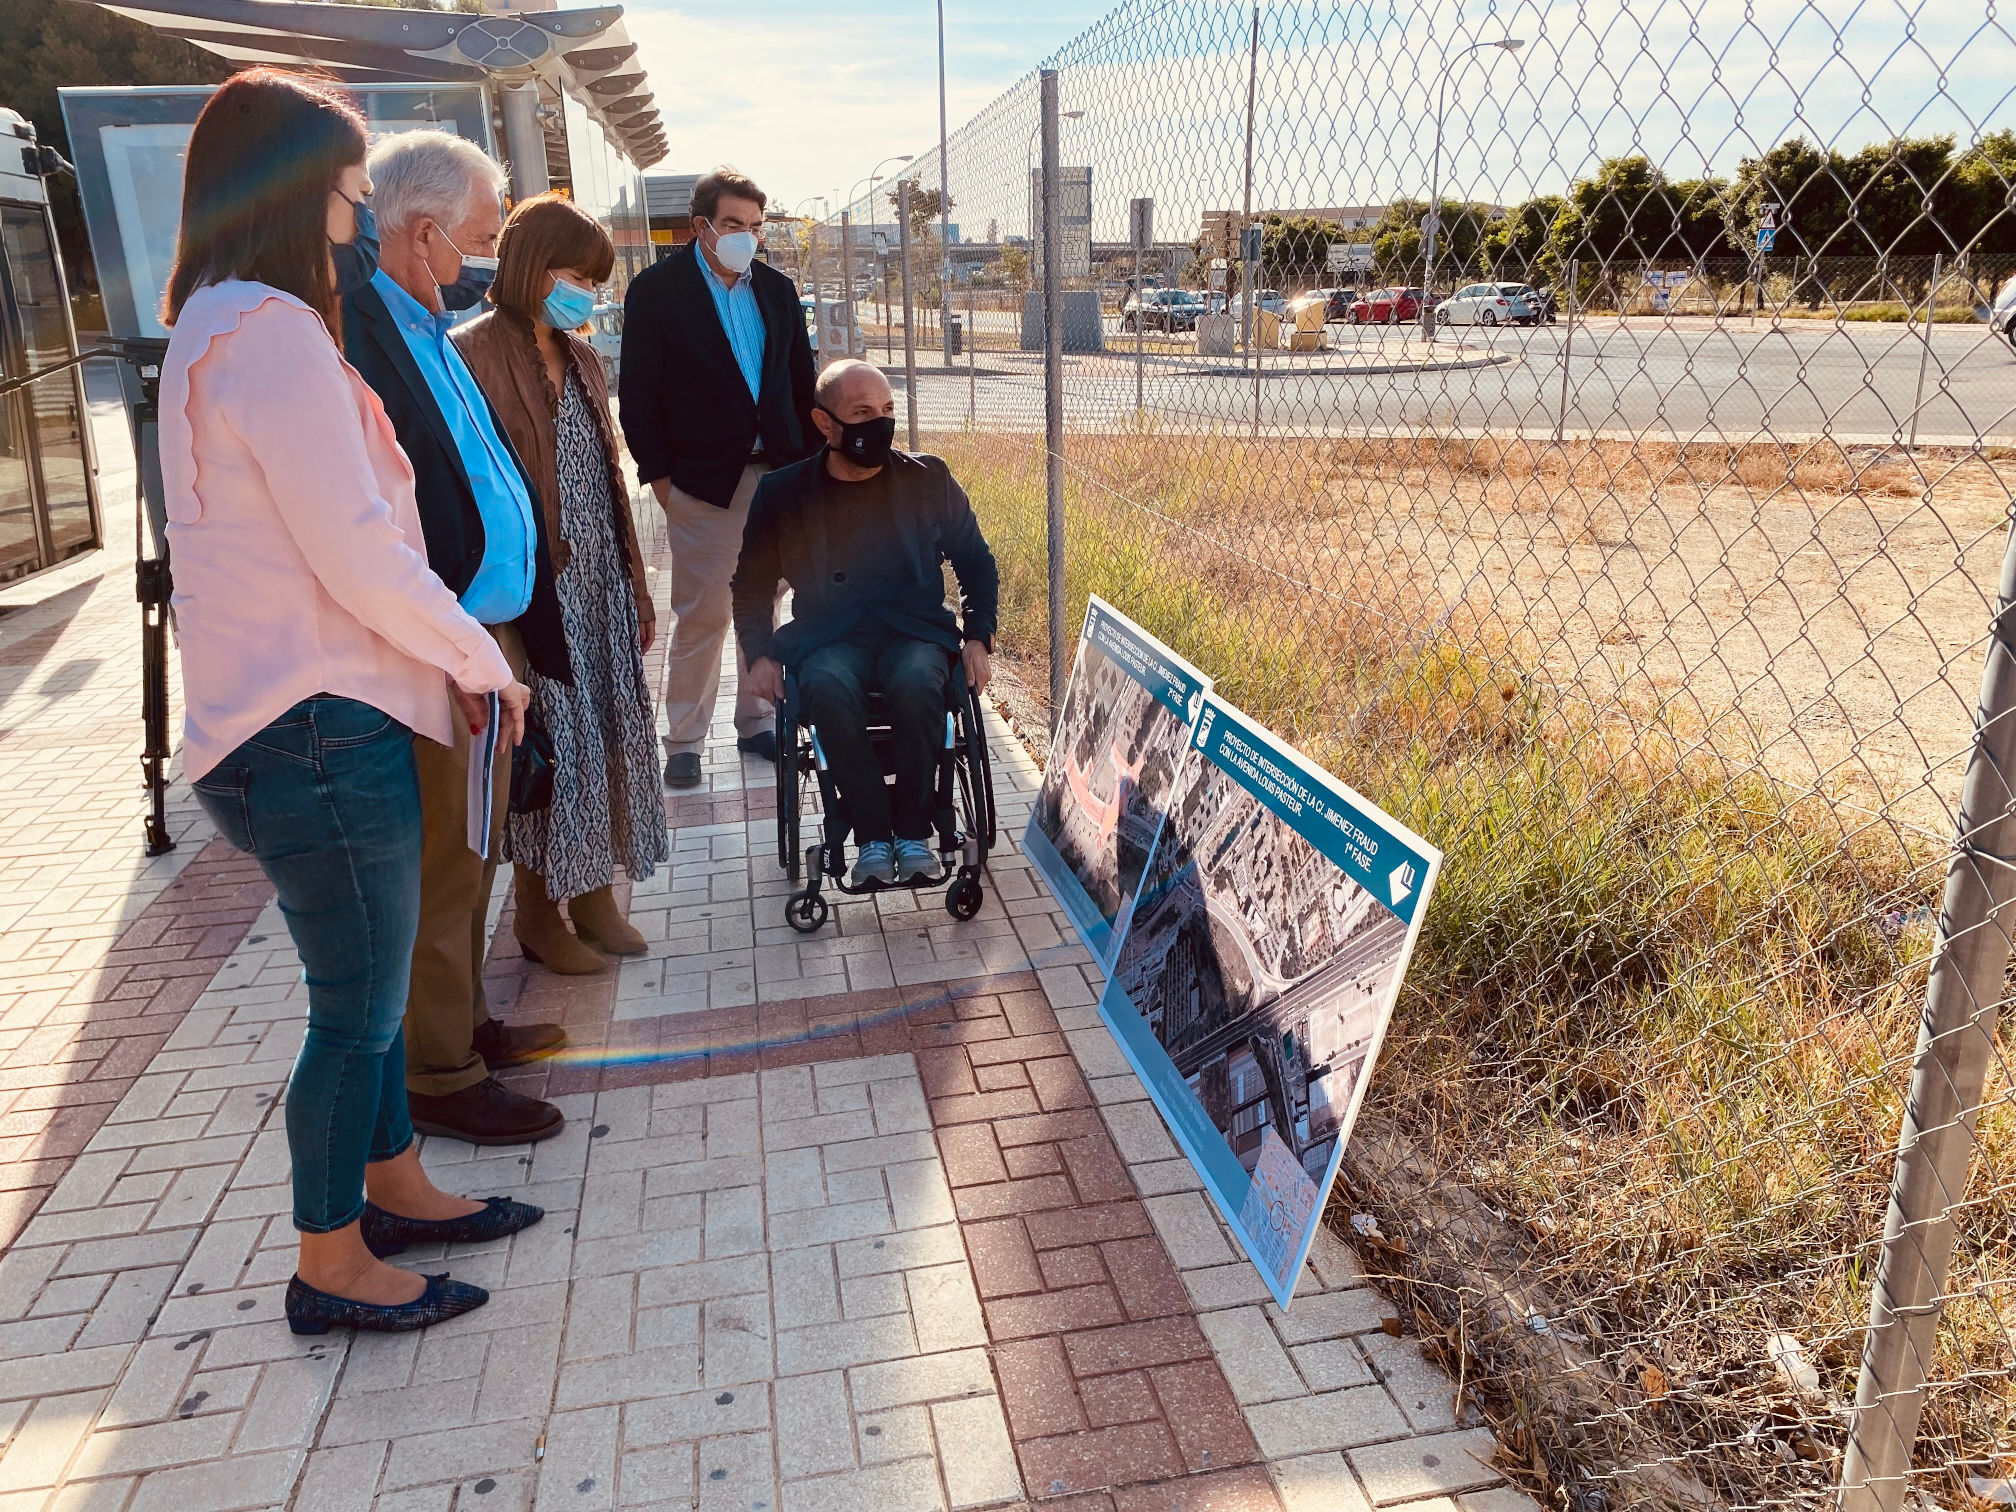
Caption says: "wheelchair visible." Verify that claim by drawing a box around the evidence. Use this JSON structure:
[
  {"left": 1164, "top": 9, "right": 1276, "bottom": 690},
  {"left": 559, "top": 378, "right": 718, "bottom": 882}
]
[{"left": 775, "top": 654, "right": 997, "bottom": 934}]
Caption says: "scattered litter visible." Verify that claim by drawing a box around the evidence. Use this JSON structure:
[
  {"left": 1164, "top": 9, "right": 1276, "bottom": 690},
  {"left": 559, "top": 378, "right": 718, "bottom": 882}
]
[
  {"left": 1349, "top": 1212, "right": 1383, "bottom": 1239},
  {"left": 1766, "top": 1332, "right": 1822, "bottom": 1396},
  {"left": 1528, "top": 1314, "right": 1552, "bottom": 1335},
  {"left": 1969, "top": 1477, "right": 2016, "bottom": 1506}
]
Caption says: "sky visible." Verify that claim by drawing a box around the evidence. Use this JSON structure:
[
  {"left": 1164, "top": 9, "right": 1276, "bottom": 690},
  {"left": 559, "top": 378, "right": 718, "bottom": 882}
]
[{"left": 617, "top": 0, "right": 1098, "bottom": 218}]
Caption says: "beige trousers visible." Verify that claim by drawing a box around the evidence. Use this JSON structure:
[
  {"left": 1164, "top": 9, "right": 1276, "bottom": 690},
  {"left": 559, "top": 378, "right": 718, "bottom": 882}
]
[
  {"left": 404, "top": 622, "right": 523, "bottom": 1098},
  {"left": 659, "top": 462, "right": 777, "bottom": 756}
]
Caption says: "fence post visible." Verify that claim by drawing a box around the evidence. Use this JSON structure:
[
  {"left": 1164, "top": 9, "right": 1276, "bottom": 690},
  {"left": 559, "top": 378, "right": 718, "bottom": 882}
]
[
  {"left": 1839, "top": 513, "right": 2016, "bottom": 1512},
  {"left": 1039, "top": 67, "right": 1066, "bottom": 726},
  {"left": 899, "top": 179, "right": 920, "bottom": 452},
  {"left": 1554, "top": 258, "right": 1577, "bottom": 445},
  {"left": 839, "top": 212, "right": 857, "bottom": 359},
  {"left": 1908, "top": 253, "right": 1942, "bottom": 452}
]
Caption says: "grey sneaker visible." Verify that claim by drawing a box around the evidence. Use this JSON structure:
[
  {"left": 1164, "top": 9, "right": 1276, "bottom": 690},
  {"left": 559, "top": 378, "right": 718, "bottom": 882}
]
[
  {"left": 894, "top": 838, "right": 939, "bottom": 882},
  {"left": 850, "top": 841, "right": 896, "bottom": 887}
]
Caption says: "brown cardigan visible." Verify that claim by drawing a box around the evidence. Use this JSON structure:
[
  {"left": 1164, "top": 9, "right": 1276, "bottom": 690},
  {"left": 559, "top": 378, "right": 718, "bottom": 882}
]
[{"left": 452, "top": 308, "right": 652, "bottom": 633}]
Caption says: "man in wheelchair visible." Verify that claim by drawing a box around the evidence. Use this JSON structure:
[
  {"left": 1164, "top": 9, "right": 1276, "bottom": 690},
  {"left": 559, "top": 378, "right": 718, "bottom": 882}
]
[{"left": 732, "top": 360, "right": 999, "bottom": 888}]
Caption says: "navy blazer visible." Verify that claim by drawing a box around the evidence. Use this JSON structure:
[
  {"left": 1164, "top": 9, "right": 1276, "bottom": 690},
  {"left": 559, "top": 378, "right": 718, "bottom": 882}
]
[
  {"left": 730, "top": 449, "right": 999, "bottom": 668},
  {"left": 340, "top": 282, "right": 571, "bottom": 685},
  {"left": 617, "top": 244, "right": 818, "bottom": 507}
]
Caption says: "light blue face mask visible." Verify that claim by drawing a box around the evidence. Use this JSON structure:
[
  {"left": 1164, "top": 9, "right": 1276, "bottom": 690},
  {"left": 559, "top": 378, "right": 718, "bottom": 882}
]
[{"left": 540, "top": 275, "right": 597, "bottom": 330}]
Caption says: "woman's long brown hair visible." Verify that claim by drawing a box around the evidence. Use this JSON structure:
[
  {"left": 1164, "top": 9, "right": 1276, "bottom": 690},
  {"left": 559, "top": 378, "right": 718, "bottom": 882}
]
[{"left": 163, "top": 69, "right": 368, "bottom": 338}]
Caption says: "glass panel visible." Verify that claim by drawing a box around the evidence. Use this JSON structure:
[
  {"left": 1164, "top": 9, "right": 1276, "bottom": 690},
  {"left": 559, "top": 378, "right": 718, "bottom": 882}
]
[
  {"left": 0, "top": 393, "right": 39, "bottom": 582},
  {"left": 0, "top": 208, "right": 95, "bottom": 559}
]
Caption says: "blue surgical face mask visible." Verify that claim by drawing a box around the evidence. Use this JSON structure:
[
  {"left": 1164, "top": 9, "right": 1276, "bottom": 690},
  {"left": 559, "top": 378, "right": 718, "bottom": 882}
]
[
  {"left": 540, "top": 275, "right": 597, "bottom": 330},
  {"left": 331, "top": 193, "right": 379, "bottom": 297},
  {"left": 437, "top": 232, "right": 498, "bottom": 312}
]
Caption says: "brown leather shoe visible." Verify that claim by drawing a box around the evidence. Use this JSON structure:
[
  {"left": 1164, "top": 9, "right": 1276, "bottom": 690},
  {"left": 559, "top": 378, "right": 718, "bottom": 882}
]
[
  {"left": 408, "top": 1076, "right": 564, "bottom": 1146},
  {"left": 472, "top": 1016, "right": 568, "bottom": 1070},
  {"left": 568, "top": 884, "right": 647, "bottom": 956},
  {"left": 513, "top": 868, "right": 607, "bottom": 976}
]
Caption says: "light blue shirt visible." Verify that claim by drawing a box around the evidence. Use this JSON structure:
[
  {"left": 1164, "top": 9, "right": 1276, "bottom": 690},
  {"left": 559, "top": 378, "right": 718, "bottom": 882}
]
[
  {"left": 701, "top": 255, "right": 766, "bottom": 403},
  {"left": 371, "top": 269, "right": 536, "bottom": 625}
]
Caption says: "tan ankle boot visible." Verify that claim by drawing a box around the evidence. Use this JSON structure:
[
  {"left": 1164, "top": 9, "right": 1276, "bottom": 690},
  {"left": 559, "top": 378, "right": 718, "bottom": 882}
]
[
  {"left": 512, "top": 867, "right": 606, "bottom": 975},
  {"left": 569, "top": 884, "right": 647, "bottom": 956}
]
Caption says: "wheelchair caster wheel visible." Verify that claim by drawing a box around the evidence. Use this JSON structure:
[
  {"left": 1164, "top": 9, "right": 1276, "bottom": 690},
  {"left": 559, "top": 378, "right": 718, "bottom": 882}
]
[
  {"left": 786, "top": 893, "right": 829, "bottom": 933},
  {"left": 945, "top": 875, "right": 984, "bottom": 921}
]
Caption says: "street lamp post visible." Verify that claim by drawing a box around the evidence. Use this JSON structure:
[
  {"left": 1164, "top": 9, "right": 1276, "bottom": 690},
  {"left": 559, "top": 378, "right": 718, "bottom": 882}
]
[
  {"left": 794, "top": 195, "right": 827, "bottom": 369},
  {"left": 1419, "top": 36, "right": 1523, "bottom": 340},
  {"left": 938, "top": 0, "right": 953, "bottom": 365}
]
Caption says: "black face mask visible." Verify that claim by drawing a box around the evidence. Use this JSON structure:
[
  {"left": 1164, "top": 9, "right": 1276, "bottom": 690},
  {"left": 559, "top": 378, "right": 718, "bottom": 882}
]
[
  {"left": 330, "top": 195, "right": 379, "bottom": 298},
  {"left": 823, "top": 411, "right": 896, "bottom": 469}
]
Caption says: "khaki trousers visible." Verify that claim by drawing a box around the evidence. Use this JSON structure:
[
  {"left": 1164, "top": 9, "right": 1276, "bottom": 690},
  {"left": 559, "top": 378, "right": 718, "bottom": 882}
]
[
  {"left": 404, "top": 621, "right": 524, "bottom": 1098},
  {"left": 660, "top": 463, "right": 777, "bottom": 756}
]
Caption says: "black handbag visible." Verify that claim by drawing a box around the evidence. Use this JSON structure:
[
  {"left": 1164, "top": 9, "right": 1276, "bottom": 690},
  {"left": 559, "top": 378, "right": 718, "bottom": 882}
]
[{"left": 509, "top": 712, "right": 557, "bottom": 814}]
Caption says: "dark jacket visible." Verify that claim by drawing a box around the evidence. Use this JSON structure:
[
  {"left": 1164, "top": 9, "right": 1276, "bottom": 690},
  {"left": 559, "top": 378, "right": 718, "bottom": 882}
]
[
  {"left": 617, "top": 244, "right": 817, "bottom": 506},
  {"left": 340, "top": 281, "right": 572, "bottom": 684},
  {"left": 731, "top": 448, "right": 999, "bottom": 668},
  {"left": 450, "top": 308, "right": 652, "bottom": 637}
]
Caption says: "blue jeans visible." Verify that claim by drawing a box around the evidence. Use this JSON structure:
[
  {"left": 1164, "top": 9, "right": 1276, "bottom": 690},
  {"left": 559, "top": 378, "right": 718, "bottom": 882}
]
[{"left": 191, "top": 696, "right": 422, "bottom": 1233}]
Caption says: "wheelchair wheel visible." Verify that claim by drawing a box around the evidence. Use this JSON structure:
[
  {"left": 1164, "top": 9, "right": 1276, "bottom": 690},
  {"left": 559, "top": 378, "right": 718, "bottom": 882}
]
[
  {"left": 786, "top": 891, "right": 829, "bottom": 933},
  {"left": 959, "top": 682, "right": 998, "bottom": 851},
  {"left": 945, "top": 873, "right": 984, "bottom": 921},
  {"left": 777, "top": 707, "right": 798, "bottom": 877}
]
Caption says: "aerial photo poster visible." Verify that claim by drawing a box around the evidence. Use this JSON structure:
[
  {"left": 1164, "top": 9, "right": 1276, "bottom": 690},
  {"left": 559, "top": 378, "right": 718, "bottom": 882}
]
[
  {"left": 1024, "top": 598, "right": 1212, "bottom": 966},
  {"left": 1096, "top": 694, "right": 1442, "bottom": 1308}
]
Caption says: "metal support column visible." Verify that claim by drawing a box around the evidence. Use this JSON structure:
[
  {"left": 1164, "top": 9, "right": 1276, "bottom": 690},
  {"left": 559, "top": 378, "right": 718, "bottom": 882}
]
[
  {"left": 840, "top": 212, "right": 857, "bottom": 359},
  {"left": 1039, "top": 68, "right": 1066, "bottom": 725},
  {"left": 899, "top": 179, "right": 919, "bottom": 452},
  {"left": 499, "top": 81, "right": 550, "bottom": 199},
  {"left": 1839, "top": 516, "right": 2016, "bottom": 1512}
]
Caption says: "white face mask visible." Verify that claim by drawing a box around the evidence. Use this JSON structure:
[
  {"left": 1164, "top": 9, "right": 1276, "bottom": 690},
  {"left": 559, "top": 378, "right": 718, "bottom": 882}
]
[{"left": 708, "top": 224, "right": 759, "bottom": 273}]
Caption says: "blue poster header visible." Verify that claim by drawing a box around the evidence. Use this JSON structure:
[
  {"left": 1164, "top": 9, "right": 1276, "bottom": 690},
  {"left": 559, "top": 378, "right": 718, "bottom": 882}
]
[
  {"left": 1191, "top": 695, "right": 1438, "bottom": 926},
  {"left": 1083, "top": 597, "right": 1211, "bottom": 722}
]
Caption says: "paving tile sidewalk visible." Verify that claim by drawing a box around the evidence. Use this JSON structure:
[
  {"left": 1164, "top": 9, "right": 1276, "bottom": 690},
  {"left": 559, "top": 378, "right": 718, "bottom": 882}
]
[{"left": 0, "top": 446, "right": 1535, "bottom": 1511}]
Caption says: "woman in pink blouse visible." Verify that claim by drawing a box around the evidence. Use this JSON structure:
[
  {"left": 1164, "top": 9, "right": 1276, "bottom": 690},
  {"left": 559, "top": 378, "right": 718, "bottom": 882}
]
[{"left": 161, "top": 70, "right": 541, "bottom": 1335}]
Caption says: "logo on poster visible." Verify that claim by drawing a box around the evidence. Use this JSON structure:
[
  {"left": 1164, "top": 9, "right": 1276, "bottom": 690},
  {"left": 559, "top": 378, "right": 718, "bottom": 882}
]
[
  {"left": 1195, "top": 706, "right": 1217, "bottom": 749},
  {"left": 1390, "top": 861, "right": 1417, "bottom": 905}
]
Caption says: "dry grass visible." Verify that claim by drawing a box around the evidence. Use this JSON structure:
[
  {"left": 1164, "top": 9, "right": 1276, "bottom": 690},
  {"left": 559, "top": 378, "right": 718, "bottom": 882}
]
[{"left": 931, "top": 424, "right": 2016, "bottom": 1509}]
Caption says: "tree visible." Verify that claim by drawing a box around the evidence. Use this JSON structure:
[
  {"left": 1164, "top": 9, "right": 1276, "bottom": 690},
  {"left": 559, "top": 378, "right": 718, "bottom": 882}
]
[
  {"left": 999, "top": 246, "right": 1030, "bottom": 294},
  {"left": 1479, "top": 195, "right": 1562, "bottom": 281},
  {"left": 0, "top": 0, "right": 227, "bottom": 295},
  {"left": 1951, "top": 130, "right": 2016, "bottom": 256},
  {"left": 1258, "top": 214, "right": 1340, "bottom": 287},
  {"left": 1728, "top": 137, "right": 1851, "bottom": 260},
  {"left": 1368, "top": 197, "right": 1494, "bottom": 284}
]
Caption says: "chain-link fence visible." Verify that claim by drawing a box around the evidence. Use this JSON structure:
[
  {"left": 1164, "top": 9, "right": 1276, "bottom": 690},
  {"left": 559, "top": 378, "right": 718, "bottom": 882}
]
[{"left": 813, "top": 4, "right": 2016, "bottom": 1509}]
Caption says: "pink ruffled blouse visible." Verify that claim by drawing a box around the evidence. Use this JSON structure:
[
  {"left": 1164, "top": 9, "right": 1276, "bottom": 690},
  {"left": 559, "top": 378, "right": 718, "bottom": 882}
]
[{"left": 161, "top": 281, "right": 513, "bottom": 781}]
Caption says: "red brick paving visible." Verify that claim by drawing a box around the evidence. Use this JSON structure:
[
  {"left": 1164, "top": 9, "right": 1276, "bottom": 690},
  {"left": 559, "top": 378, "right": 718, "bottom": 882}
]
[{"left": 0, "top": 838, "right": 271, "bottom": 1248}]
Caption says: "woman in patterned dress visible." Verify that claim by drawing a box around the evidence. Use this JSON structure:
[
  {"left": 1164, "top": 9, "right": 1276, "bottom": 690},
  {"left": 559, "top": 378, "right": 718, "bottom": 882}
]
[{"left": 454, "top": 195, "right": 667, "bottom": 973}]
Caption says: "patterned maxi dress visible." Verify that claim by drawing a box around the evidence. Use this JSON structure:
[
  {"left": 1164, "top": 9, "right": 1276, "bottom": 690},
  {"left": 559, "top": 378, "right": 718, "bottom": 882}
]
[{"left": 504, "top": 369, "right": 668, "bottom": 899}]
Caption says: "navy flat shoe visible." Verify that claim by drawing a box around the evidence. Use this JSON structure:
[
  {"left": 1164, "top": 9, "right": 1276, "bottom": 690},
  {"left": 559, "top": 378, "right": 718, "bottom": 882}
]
[
  {"left": 285, "top": 1272, "right": 488, "bottom": 1335},
  {"left": 360, "top": 1195, "right": 544, "bottom": 1258}
]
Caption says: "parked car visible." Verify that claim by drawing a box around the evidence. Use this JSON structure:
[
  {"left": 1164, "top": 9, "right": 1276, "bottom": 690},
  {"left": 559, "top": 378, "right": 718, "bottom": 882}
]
[
  {"left": 1348, "top": 287, "right": 1426, "bottom": 324},
  {"left": 1310, "top": 287, "right": 1360, "bottom": 322},
  {"left": 1255, "top": 288, "right": 1287, "bottom": 317},
  {"left": 1993, "top": 273, "right": 2016, "bottom": 351},
  {"left": 586, "top": 302, "right": 621, "bottom": 382},
  {"left": 1120, "top": 287, "right": 1206, "bottom": 333},
  {"left": 802, "top": 294, "right": 866, "bottom": 357},
  {"left": 1435, "top": 282, "right": 1538, "bottom": 327}
]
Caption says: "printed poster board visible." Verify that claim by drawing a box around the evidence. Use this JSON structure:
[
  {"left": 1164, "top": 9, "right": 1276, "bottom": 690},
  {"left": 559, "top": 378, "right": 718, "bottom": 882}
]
[
  {"left": 1024, "top": 598, "right": 1211, "bottom": 966},
  {"left": 1095, "top": 694, "right": 1441, "bottom": 1307}
]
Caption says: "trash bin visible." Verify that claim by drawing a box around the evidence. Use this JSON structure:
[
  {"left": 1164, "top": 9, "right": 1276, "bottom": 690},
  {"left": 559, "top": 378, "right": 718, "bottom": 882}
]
[{"left": 948, "top": 315, "right": 963, "bottom": 357}]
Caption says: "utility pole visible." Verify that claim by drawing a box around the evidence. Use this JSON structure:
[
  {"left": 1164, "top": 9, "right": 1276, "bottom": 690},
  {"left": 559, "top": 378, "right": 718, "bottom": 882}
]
[{"left": 839, "top": 211, "right": 857, "bottom": 359}]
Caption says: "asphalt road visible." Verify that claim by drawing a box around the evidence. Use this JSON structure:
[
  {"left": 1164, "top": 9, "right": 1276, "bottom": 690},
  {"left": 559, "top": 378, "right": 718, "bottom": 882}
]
[{"left": 895, "top": 314, "right": 2015, "bottom": 445}]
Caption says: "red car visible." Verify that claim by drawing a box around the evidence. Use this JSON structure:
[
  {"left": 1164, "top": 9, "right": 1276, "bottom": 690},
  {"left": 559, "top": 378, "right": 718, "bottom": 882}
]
[{"left": 1347, "top": 287, "right": 1425, "bottom": 324}]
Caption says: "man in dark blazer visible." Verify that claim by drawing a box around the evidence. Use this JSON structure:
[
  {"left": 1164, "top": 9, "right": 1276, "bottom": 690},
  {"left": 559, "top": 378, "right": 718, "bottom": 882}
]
[
  {"left": 618, "top": 166, "right": 817, "bottom": 789},
  {"left": 342, "top": 130, "right": 572, "bottom": 1148}
]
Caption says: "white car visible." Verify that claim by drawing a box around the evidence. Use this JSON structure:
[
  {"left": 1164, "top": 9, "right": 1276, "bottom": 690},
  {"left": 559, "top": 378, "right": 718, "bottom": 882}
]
[
  {"left": 1435, "top": 282, "right": 1538, "bottom": 327},
  {"left": 802, "top": 295, "right": 866, "bottom": 357},
  {"left": 1992, "top": 274, "right": 2016, "bottom": 351},
  {"left": 586, "top": 302, "right": 622, "bottom": 382}
]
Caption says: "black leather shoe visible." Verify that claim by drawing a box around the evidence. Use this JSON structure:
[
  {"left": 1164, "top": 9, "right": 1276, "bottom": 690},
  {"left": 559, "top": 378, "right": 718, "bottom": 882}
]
[
  {"left": 360, "top": 1195, "right": 545, "bottom": 1258},
  {"left": 285, "top": 1272, "right": 488, "bottom": 1335},
  {"left": 472, "top": 1015, "right": 566, "bottom": 1069},
  {"left": 736, "top": 730, "right": 779, "bottom": 763},
  {"left": 664, "top": 752, "right": 703, "bottom": 788},
  {"left": 409, "top": 1077, "right": 565, "bottom": 1146}
]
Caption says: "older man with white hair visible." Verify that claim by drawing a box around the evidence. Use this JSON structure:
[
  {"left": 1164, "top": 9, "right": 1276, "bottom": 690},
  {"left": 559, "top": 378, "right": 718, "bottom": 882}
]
[{"left": 341, "top": 129, "right": 574, "bottom": 1148}]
